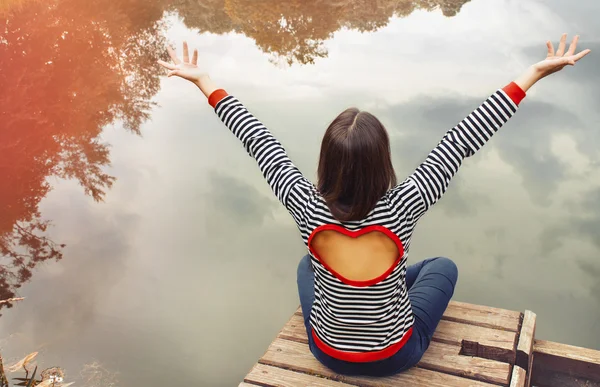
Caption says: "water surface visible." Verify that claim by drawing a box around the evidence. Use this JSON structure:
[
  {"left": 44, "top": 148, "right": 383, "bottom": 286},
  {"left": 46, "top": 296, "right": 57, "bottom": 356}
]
[{"left": 1, "top": 0, "right": 599, "bottom": 385}]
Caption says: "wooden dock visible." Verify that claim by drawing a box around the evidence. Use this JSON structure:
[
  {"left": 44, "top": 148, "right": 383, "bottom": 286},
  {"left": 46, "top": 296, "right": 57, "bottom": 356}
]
[{"left": 240, "top": 301, "right": 600, "bottom": 386}]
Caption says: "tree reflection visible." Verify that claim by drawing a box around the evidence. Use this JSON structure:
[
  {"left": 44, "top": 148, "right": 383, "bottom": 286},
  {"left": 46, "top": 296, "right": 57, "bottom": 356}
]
[
  {"left": 0, "top": 0, "right": 470, "bottom": 312},
  {"left": 174, "top": 0, "right": 472, "bottom": 64},
  {"left": 0, "top": 0, "right": 168, "bottom": 311}
]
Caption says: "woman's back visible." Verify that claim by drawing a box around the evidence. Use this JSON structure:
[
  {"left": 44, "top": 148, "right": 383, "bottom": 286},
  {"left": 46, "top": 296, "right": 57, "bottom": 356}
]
[{"left": 300, "top": 185, "right": 417, "bottom": 362}]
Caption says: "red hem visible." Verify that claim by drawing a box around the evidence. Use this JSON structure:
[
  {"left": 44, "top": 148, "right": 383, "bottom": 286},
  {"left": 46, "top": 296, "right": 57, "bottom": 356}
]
[
  {"left": 307, "top": 224, "right": 405, "bottom": 287},
  {"left": 312, "top": 327, "right": 413, "bottom": 362},
  {"left": 208, "top": 89, "right": 228, "bottom": 108},
  {"left": 502, "top": 82, "right": 526, "bottom": 106}
]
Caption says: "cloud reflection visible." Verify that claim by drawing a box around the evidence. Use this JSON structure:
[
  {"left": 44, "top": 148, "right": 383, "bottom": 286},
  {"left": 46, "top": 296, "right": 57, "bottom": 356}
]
[{"left": 205, "top": 172, "right": 278, "bottom": 226}]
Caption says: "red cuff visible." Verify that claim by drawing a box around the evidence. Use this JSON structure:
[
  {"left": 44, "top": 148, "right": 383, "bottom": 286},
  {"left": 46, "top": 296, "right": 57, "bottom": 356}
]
[
  {"left": 208, "top": 89, "right": 228, "bottom": 108},
  {"left": 502, "top": 82, "right": 526, "bottom": 106}
]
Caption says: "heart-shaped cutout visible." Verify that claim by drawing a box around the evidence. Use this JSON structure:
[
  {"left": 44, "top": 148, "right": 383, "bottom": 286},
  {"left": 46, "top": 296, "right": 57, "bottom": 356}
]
[{"left": 308, "top": 224, "right": 405, "bottom": 286}]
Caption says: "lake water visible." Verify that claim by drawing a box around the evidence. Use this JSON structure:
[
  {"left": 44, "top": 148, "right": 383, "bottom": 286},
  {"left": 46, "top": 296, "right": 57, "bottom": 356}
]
[{"left": 1, "top": 0, "right": 599, "bottom": 385}]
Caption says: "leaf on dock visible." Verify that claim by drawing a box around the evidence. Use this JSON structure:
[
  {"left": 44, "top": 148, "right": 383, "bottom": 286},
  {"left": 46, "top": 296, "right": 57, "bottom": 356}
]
[{"left": 7, "top": 352, "right": 38, "bottom": 373}]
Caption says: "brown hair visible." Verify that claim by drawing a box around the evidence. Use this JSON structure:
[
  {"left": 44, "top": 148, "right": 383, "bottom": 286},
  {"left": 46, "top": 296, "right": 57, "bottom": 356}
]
[{"left": 317, "top": 108, "right": 397, "bottom": 222}]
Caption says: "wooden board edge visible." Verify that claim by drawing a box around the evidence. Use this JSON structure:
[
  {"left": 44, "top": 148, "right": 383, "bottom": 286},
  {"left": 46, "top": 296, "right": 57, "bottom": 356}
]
[
  {"left": 534, "top": 339, "right": 600, "bottom": 363},
  {"left": 509, "top": 365, "right": 526, "bottom": 387},
  {"left": 516, "top": 310, "right": 536, "bottom": 371}
]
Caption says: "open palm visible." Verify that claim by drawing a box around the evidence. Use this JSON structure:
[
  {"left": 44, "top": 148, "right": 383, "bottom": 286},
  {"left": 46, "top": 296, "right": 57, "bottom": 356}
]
[
  {"left": 158, "top": 41, "right": 207, "bottom": 84},
  {"left": 534, "top": 34, "right": 591, "bottom": 77}
]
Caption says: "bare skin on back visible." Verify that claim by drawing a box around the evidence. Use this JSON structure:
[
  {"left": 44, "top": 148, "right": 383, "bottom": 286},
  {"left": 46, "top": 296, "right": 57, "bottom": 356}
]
[{"left": 311, "top": 230, "right": 399, "bottom": 281}]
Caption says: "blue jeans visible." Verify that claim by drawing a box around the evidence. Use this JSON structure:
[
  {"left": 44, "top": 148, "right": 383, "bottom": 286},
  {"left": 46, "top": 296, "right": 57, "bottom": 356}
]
[{"left": 296, "top": 255, "right": 458, "bottom": 376}]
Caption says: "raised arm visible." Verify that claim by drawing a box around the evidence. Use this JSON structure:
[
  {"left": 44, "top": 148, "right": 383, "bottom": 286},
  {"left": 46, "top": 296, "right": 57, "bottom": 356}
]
[
  {"left": 158, "top": 42, "right": 314, "bottom": 223},
  {"left": 391, "top": 34, "right": 591, "bottom": 219},
  {"left": 399, "top": 83, "right": 523, "bottom": 217}
]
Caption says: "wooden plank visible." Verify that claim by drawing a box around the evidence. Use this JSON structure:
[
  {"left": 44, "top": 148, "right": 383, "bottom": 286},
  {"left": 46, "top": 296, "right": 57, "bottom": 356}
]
[
  {"left": 515, "top": 310, "right": 536, "bottom": 373},
  {"left": 260, "top": 338, "right": 498, "bottom": 387},
  {"left": 418, "top": 341, "right": 511, "bottom": 385},
  {"left": 442, "top": 301, "right": 522, "bottom": 332},
  {"left": 280, "top": 313, "right": 308, "bottom": 343},
  {"left": 281, "top": 313, "right": 511, "bottom": 384},
  {"left": 534, "top": 340, "right": 600, "bottom": 365},
  {"left": 437, "top": 320, "right": 516, "bottom": 363},
  {"left": 532, "top": 340, "right": 600, "bottom": 382},
  {"left": 239, "top": 383, "right": 258, "bottom": 387},
  {"left": 435, "top": 319, "right": 516, "bottom": 350},
  {"left": 509, "top": 365, "right": 526, "bottom": 387},
  {"left": 245, "top": 363, "right": 359, "bottom": 386}
]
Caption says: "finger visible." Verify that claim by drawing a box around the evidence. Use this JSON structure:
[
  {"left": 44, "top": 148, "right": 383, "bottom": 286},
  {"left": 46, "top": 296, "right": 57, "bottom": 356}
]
[
  {"left": 183, "top": 41, "right": 189, "bottom": 63},
  {"left": 546, "top": 41, "right": 555, "bottom": 57},
  {"left": 573, "top": 48, "right": 591, "bottom": 62},
  {"left": 167, "top": 46, "right": 181, "bottom": 64},
  {"left": 167, "top": 70, "right": 180, "bottom": 77},
  {"left": 157, "top": 60, "right": 177, "bottom": 70},
  {"left": 192, "top": 49, "right": 198, "bottom": 65},
  {"left": 566, "top": 35, "right": 579, "bottom": 56},
  {"left": 556, "top": 33, "right": 567, "bottom": 56}
]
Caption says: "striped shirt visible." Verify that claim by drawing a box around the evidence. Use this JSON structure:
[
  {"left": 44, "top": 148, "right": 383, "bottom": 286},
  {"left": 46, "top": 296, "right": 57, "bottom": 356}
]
[{"left": 209, "top": 83, "right": 525, "bottom": 362}]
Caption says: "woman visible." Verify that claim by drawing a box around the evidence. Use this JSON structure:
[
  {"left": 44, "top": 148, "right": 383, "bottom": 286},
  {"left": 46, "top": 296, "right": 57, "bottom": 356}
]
[{"left": 158, "top": 34, "right": 590, "bottom": 376}]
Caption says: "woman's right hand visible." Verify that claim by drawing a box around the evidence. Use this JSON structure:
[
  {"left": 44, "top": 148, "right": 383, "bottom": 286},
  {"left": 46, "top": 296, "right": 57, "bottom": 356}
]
[
  {"left": 514, "top": 34, "right": 591, "bottom": 92},
  {"left": 158, "top": 41, "right": 218, "bottom": 98}
]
